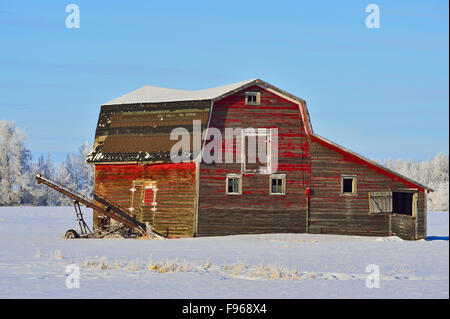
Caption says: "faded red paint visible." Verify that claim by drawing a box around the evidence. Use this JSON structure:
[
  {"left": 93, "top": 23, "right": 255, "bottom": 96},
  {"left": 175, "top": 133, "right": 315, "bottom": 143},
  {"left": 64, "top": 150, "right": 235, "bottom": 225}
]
[
  {"left": 95, "top": 163, "right": 195, "bottom": 181},
  {"left": 198, "top": 85, "right": 311, "bottom": 236},
  {"left": 96, "top": 162, "right": 195, "bottom": 172},
  {"left": 142, "top": 187, "right": 155, "bottom": 206},
  {"left": 89, "top": 80, "right": 427, "bottom": 240},
  {"left": 310, "top": 135, "right": 425, "bottom": 192},
  {"left": 94, "top": 162, "right": 197, "bottom": 237}
]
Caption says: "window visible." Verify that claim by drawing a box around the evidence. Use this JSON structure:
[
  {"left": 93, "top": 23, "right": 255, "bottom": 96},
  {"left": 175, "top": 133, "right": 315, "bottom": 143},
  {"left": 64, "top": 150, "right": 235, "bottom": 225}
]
[
  {"left": 226, "top": 174, "right": 242, "bottom": 195},
  {"left": 343, "top": 178, "right": 353, "bottom": 193},
  {"left": 341, "top": 175, "right": 357, "bottom": 195},
  {"left": 270, "top": 174, "right": 286, "bottom": 195},
  {"left": 245, "top": 92, "right": 260, "bottom": 105},
  {"left": 141, "top": 182, "right": 157, "bottom": 206},
  {"left": 242, "top": 128, "right": 271, "bottom": 174}
]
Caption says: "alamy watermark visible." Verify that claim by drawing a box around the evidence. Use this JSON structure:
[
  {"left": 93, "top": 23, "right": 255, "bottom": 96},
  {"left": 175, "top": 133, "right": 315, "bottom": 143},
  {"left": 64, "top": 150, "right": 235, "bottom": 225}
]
[
  {"left": 169, "top": 121, "right": 279, "bottom": 173},
  {"left": 65, "top": 264, "right": 80, "bottom": 288},
  {"left": 365, "top": 4, "right": 380, "bottom": 29},
  {"left": 365, "top": 264, "right": 380, "bottom": 288},
  {"left": 65, "top": 4, "right": 80, "bottom": 29}
]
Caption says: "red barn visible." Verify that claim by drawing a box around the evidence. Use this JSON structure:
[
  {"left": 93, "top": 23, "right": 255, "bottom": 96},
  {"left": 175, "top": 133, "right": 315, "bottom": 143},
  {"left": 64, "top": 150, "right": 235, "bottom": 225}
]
[{"left": 87, "top": 79, "right": 432, "bottom": 239}]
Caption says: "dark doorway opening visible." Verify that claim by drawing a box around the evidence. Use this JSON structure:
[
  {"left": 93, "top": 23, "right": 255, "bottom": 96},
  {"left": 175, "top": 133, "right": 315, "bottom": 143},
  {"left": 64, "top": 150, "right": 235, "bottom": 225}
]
[{"left": 393, "top": 192, "right": 413, "bottom": 215}]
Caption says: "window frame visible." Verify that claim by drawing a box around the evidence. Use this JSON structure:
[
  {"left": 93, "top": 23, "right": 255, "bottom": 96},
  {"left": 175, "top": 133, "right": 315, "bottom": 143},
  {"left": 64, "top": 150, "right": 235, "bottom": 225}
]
[
  {"left": 245, "top": 91, "right": 261, "bottom": 105},
  {"left": 241, "top": 128, "right": 272, "bottom": 174},
  {"left": 226, "top": 174, "right": 242, "bottom": 195},
  {"left": 270, "top": 174, "right": 286, "bottom": 195},
  {"left": 340, "top": 174, "right": 357, "bottom": 196}
]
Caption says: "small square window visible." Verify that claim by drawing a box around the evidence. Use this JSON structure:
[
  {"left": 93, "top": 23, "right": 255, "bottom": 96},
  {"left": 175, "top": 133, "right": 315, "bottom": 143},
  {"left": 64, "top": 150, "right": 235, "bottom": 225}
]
[
  {"left": 270, "top": 174, "right": 286, "bottom": 195},
  {"left": 341, "top": 175, "right": 357, "bottom": 195},
  {"left": 226, "top": 174, "right": 242, "bottom": 195},
  {"left": 245, "top": 92, "right": 260, "bottom": 105}
]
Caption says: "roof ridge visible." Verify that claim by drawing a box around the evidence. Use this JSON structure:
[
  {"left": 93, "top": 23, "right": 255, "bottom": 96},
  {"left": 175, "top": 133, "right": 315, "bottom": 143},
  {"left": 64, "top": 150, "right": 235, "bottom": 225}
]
[
  {"left": 102, "top": 79, "right": 260, "bottom": 105},
  {"left": 310, "top": 133, "right": 433, "bottom": 192}
]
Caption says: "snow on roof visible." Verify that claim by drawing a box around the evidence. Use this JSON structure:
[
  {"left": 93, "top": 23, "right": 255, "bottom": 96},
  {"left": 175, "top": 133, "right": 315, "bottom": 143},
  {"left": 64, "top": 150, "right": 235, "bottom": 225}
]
[{"left": 103, "top": 79, "right": 259, "bottom": 105}]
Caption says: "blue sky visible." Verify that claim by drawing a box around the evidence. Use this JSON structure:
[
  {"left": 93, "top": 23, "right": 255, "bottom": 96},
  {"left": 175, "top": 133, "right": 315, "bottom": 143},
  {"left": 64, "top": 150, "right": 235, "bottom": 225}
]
[{"left": 0, "top": 0, "right": 448, "bottom": 164}]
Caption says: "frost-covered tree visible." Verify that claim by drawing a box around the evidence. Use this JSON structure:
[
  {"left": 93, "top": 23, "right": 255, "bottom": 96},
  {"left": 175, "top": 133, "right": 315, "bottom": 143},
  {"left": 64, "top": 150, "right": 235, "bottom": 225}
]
[
  {"left": 38, "top": 142, "right": 94, "bottom": 206},
  {"left": 0, "top": 121, "right": 31, "bottom": 205},
  {"left": 0, "top": 119, "right": 94, "bottom": 206},
  {"left": 25, "top": 154, "right": 59, "bottom": 206},
  {"left": 61, "top": 141, "right": 94, "bottom": 198},
  {"left": 54, "top": 162, "right": 74, "bottom": 206}
]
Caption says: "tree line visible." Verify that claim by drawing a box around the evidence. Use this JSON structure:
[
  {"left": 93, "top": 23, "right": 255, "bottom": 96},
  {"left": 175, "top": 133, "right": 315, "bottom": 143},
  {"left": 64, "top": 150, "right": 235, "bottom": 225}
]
[{"left": 0, "top": 120, "right": 93, "bottom": 206}]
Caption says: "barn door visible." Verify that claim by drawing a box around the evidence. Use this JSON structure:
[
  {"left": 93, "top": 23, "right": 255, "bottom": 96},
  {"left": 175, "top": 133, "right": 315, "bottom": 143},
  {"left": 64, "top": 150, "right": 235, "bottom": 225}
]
[
  {"left": 129, "top": 181, "right": 158, "bottom": 223},
  {"left": 369, "top": 192, "right": 393, "bottom": 214}
]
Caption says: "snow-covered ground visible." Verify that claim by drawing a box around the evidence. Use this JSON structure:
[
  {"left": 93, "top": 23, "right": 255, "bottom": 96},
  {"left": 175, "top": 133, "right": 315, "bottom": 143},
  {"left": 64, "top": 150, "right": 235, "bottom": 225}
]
[{"left": 0, "top": 207, "right": 448, "bottom": 298}]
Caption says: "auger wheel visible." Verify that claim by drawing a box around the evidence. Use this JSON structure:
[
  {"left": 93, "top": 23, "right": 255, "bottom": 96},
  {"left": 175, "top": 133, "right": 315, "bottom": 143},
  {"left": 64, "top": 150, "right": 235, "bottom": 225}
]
[{"left": 64, "top": 229, "right": 80, "bottom": 239}]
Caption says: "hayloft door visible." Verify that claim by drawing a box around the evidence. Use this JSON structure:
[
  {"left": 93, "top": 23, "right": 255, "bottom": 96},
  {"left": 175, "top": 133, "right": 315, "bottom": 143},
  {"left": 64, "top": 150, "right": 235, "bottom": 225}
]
[{"left": 129, "top": 181, "right": 158, "bottom": 223}]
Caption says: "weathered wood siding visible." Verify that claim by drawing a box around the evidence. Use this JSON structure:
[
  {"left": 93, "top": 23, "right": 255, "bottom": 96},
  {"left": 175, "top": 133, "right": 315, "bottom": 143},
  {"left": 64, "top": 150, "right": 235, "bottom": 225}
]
[
  {"left": 391, "top": 214, "right": 416, "bottom": 240},
  {"left": 94, "top": 163, "right": 196, "bottom": 237},
  {"left": 309, "top": 136, "right": 426, "bottom": 239},
  {"left": 198, "top": 86, "right": 311, "bottom": 236},
  {"left": 88, "top": 81, "right": 428, "bottom": 240},
  {"left": 87, "top": 101, "right": 210, "bottom": 164}
]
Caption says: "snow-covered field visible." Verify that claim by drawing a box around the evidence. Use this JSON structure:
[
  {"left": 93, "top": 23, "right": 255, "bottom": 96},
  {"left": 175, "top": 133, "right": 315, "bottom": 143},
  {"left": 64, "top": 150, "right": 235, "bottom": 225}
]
[{"left": 0, "top": 207, "right": 448, "bottom": 298}]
